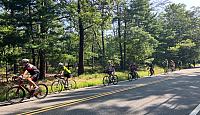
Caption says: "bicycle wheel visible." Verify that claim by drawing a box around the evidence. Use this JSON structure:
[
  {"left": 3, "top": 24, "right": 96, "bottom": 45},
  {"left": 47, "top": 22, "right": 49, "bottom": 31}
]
[
  {"left": 112, "top": 75, "right": 118, "bottom": 85},
  {"left": 68, "top": 79, "right": 77, "bottom": 90},
  {"left": 6, "top": 86, "right": 25, "bottom": 104},
  {"left": 35, "top": 84, "right": 48, "bottom": 99},
  {"left": 103, "top": 76, "right": 110, "bottom": 86},
  {"left": 51, "top": 80, "right": 63, "bottom": 93},
  {"left": 134, "top": 72, "right": 139, "bottom": 80},
  {"left": 128, "top": 73, "right": 133, "bottom": 81}
]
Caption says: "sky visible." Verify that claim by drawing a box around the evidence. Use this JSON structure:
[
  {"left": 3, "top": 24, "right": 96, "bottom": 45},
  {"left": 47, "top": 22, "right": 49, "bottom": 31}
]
[{"left": 170, "top": 0, "right": 200, "bottom": 9}]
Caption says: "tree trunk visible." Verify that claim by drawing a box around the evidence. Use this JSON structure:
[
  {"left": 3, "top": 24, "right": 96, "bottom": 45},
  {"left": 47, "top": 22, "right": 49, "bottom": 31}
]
[
  {"left": 32, "top": 49, "right": 36, "bottom": 65},
  {"left": 46, "top": 61, "right": 48, "bottom": 73},
  {"left": 29, "top": 2, "right": 36, "bottom": 65},
  {"left": 78, "top": 0, "right": 84, "bottom": 75},
  {"left": 101, "top": 3, "right": 105, "bottom": 66},
  {"left": 117, "top": 4, "right": 124, "bottom": 70},
  {"left": 92, "top": 39, "right": 94, "bottom": 71},
  {"left": 13, "top": 62, "right": 17, "bottom": 74},
  {"left": 6, "top": 61, "right": 8, "bottom": 82},
  {"left": 101, "top": 27, "right": 105, "bottom": 66},
  {"left": 39, "top": 50, "right": 45, "bottom": 79},
  {"left": 123, "top": 20, "right": 127, "bottom": 70}
]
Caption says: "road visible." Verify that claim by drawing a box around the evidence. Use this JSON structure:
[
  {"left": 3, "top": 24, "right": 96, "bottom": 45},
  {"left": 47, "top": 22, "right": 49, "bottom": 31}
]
[{"left": 1, "top": 68, "right": 200, "bottom": 115}]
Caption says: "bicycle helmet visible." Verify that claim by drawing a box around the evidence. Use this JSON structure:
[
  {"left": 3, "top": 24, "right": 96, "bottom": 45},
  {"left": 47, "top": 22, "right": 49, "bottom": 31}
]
[
  {"left": 22, "top": 59, "right": 29, "bottom": 63},
  {"left": 58, "top": 62, "right": 64, "bottom": 66}
]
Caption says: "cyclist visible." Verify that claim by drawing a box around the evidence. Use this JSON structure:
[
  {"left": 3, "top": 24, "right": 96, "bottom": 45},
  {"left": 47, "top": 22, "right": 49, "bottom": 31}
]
[
  {"left": 129, "top": 63, "right": 138, "bottom": 77},
  {"left": 169, "top": 60, "right": 175, "bottom": 71},
  {"left": 177, "top": 60, "right": 182, "bottom": 70},
  {"left": 106, "top": 61, "right": 115, "bottom": 76},
  {"left": 21, "top": 59, "right": 40, "bottom": 95},
  {"left": 147, "top": 63, "right": 154, "bottom": 76},
  {"left": 162, "top": 59, "right": 169, "bottom": 73},
  {"left": 58, "top": 62, "right": 72, "bottom": 88}
]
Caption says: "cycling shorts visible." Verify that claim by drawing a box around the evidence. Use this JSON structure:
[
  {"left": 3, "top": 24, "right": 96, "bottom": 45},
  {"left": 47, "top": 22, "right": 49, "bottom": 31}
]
[
  {"left": 64, "top": 73, "right": 71, "bottom": 78},
  {"left": 31, "top": 72, "right": 40, "bottom": 82}
]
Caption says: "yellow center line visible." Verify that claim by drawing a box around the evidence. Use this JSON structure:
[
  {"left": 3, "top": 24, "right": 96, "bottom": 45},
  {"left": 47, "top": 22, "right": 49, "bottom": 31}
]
[{"left": 18, "top": 78, "right": 170, "bottom": 115}]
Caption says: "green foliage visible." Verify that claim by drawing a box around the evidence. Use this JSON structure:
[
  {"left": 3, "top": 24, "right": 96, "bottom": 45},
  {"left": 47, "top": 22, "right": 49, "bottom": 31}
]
[
  {"left": 127, "top": 26, "right": 158, "bottom": 63},
  {"left": 0, "top": 0, "right": 200, "bottom": 74}
]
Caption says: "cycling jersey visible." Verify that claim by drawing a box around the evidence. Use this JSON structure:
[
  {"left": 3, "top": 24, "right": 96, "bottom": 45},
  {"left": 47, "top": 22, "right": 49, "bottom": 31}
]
[
  {"left": 63, "top": 66, "right": 71, "bottom": 74},
  {"left": 24, "top": 63, "right": 40, "bottom": 75},
  {"left": 130, "top": 65, "right": 137, "bottom": 72}
]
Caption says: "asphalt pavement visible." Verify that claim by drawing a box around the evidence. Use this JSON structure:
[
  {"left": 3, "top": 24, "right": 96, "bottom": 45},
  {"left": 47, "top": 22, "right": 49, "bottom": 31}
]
[{"left": 1, "top": 68, "right": 200, "bottom": 115}]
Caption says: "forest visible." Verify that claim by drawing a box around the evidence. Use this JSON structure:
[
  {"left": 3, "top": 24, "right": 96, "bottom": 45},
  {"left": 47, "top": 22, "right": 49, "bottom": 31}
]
[{"left": 0, "top": 0, "right": 200, "bottom": 79}]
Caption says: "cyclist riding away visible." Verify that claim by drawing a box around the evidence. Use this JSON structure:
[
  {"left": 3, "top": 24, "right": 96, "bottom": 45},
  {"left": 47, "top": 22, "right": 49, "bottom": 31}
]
[
  {"left": 21, "top": 59, "right": 40, "bottom": 95},
  {"left": 162, "top": 59, "right": 169, "bottom": 73},
  {"left": 129, "top": 63, "right": 137, "bottom": 76},
  {"left": 169, "top": 60, "right": 175, "bottom": 71},
  {"left": 58, "top": 62, "right": 72, "bottom": 88},
  {"left": 106, "top": 61, "right": 115, "bottom": 76},
  {"left": 147, "top": 63, "right": 154, "bottom": 76}
]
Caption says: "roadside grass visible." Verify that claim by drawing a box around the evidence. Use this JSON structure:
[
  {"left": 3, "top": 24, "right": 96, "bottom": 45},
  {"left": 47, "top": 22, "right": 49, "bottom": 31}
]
[{"left": 0, "top": 66, "right": 164, "bottom": 102}]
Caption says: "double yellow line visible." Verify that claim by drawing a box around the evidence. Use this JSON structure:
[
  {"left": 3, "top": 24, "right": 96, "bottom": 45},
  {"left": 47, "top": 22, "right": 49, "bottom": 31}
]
[{"left": 18, "top": 78, "right": 170, "bottom": 115}]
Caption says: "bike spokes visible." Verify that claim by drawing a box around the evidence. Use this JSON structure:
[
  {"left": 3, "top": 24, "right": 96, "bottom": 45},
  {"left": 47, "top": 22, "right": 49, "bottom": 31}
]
[
  {"left": 112, "top": 75, "right": 118, "bottom": 85},
  {"left": 128, "top": 73, "right": 133, "bottom": 81},
  {"left": 51, "top": 81, "right": 63, "bottom": 93},
  {"left": 35, "top": 84, "right": 48, "bottom": 99},
  {"left": 68, "top": 80, "right": 77, "bottom": 90},
  {"left": 103, "top": 76, "right": 110, "bottom": 86},
  {"left": 6, "top": 86, "right": 25, "bottom": 104}
]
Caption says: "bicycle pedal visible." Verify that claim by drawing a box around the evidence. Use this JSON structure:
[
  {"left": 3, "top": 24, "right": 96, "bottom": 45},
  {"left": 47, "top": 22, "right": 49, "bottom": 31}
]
[
  {"left": 64, "top": 87, "right": 69, "bottom": 90},
  {"left": 26, "top": 96, "right": 31, "bottom": 99}
]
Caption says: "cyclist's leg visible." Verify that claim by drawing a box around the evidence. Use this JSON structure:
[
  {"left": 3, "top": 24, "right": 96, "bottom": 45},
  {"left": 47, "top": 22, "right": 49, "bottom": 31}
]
[
  {"left": 31, "top": 73, "right": 40, "bottom": 90},
  {"left": 27, "top": 78, "right": 37, "bottom": 89},
  {"left": 150, "top": 68, "right": 153, "bottom": 76},
  {"left": 64, "top": 74, "right": 71, "bottom": 88}
]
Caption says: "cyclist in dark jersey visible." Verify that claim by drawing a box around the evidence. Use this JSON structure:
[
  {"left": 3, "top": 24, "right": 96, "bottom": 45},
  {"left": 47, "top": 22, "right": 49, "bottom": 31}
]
[
  {"left": 148, "top": 63, "right": 154, "bottom": 76},
  {"left": 130, "top": 63, "right": 137, "bottom": 73},
  {"left": 21, "top": 59, "right": 40, "bottom": 91},
  {"left": 106, "top": 61, "right": 115, "bottom": 76}
]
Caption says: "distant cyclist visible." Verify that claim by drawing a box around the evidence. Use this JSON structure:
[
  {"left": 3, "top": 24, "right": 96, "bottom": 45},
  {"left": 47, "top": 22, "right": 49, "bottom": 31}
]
[
  {"left": 169, "top": 60, "right": 175, "bottom": 71},
  {"left": 129, "top": 63, "right": 137, "bottom": 76},
  {"left": 106, "top": 61, "right": 115, "bottom": 76},
  {"left": 21, "top": 59, "right": 40, "bottom": 94},
  {"left": 58, "top": 63, "right": 72, "bottom": 88},
  {"left": 147, "top": 63, "right": 154, "bottom": 76},
  {"left": 162, "top": 59, "right": 169, "bottom": 73},
  {"left": 177, "top": 60, "right": 182, "bottom": 70}
]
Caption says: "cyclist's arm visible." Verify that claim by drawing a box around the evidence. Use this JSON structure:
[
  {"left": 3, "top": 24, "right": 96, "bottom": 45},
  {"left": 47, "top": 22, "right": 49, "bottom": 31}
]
[
  {"left": 22, "top": 70, "right": 28, "bottom": 77},
  {"left": 61, "top": 71, "right": 64, "bottom": 75}
]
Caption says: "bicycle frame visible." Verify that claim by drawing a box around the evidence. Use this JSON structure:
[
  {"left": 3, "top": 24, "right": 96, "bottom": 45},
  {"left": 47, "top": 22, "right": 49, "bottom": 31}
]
[
  {"left": 55, "top": 75, "right": 70, "bottom": 86},
  {"left": 15, "top": 78, "right": 34, "bottom": 96}
]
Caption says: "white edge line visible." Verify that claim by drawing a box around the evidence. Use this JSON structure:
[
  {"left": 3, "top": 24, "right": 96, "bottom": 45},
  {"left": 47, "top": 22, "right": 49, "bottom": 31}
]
[{"left": 189, "top": 104, "right": 200, "bottom": 115}]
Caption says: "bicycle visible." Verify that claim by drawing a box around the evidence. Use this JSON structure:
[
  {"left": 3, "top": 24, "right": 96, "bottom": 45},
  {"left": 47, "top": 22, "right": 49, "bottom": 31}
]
[
  {"left": 128, "top": 71, "right": 139, "bottom": 81},
  {"left": 51, "top": 74, "right": 77, "bottom": 93},
  {"left": 6, "top": 76, "right": 48, "bottom": 104},
  {"left": 164, "top": 67, "right": 169, "bottom": 74},
  {"left": 103, "top": 74, "right": 118, "bottom": 86}
]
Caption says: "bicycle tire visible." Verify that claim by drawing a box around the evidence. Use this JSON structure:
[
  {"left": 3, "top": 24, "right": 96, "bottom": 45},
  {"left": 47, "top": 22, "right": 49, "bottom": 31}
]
[
  {"left": 112, "top": 75, "right": 118, "bottom": 85},
  {"left": 6, "top": 86, "right": 25, "bottom": 104},
  {"left": 128, "top": 73, "right": 133, "bottom": 81},
  {"left": 134, "top": 72, "right": 139, "bottom": 80},
  {"left": 35, "top": 84, "right": 48, "bottom": 99},
  {"left": 51, "top": 80, "right": 63, "bottom": 93},
  {"left": 68, "top": 79, "right": 77, "bottom": 89},
  {"left": 103, "top": 76, "right": 110, "bottom": 86}
]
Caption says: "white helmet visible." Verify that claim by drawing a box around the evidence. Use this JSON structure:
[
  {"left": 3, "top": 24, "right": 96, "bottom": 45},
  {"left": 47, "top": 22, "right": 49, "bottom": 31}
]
[
  {"left": 58, "top": 62, "right": 64, "bottom": 66},
  {"left": 22, "top": 59, "right": 29, "bottom": 63}
]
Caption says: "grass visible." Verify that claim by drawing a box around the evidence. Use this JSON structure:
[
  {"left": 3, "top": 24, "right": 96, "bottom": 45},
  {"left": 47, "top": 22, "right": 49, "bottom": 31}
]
[{"left": 0, "top": 66, "right": 165, "bottom": 102}]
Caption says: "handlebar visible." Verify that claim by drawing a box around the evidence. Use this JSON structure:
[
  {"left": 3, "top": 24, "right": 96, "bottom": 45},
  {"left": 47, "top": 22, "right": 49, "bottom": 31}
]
[
  {"left": 12, "top": 75, "right": 25, "bottom": 82},
  {"left": 54, "top": 74, "right": 62, "bottom": 79}
]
